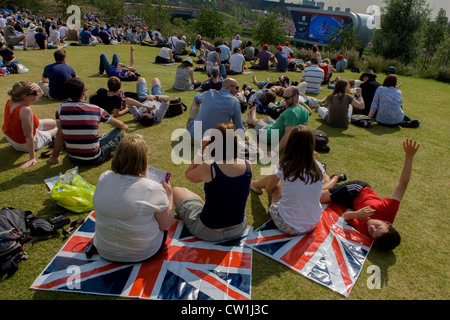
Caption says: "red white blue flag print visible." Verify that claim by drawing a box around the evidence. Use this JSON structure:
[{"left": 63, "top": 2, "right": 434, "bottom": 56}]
[
  {"left": 30, "top": 212, "right": 253, "bottom": 300},
  {"left": 245, "top": 203, "right": 373, "bottom": 297}
]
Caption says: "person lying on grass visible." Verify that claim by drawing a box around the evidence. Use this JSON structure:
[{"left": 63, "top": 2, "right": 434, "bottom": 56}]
[{"left": 320, "top": 138, "right": 420, "bottom": 250}]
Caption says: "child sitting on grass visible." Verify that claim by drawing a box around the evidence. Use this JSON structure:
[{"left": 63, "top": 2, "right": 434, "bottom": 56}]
[{"left": 320, "top": 138, "right": 420, "bottom": 250}]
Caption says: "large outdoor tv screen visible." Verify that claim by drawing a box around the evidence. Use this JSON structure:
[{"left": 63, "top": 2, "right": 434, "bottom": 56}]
[
  {"left": 291, "top": 11, "right": 353, "bottom": 44},
  {"left": 308, "top": 15, "right": 346, "bottom": 41}
]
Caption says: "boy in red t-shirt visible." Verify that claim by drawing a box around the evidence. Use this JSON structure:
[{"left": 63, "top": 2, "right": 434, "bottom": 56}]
[{"left": 321, "top": 139, "right": 420, "bottom": 250}]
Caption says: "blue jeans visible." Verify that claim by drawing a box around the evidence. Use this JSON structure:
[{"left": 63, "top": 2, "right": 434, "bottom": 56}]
[
  {"left": 136, "top": 82, "right": 168, "bottom": 123},
  {"left": 99, "top": 53, "right": 120, "bottom": 74},
  {"left": 69, "top": 128, "right": 124, "bottom": 165}
]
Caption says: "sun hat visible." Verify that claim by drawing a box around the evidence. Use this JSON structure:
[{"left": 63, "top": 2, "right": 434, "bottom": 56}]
[
  {"left": 276, "top": 46, "right": 283, "bottom": 51},
  {"left": 28, "top": 24, "right": 36, "bottom": 30},
  {"left": 336, "top": 54, "right": 344, "bottom": 60},
  {"left": 359, "top": 69, "right": 377, "bottom": 81},
  {"left": 182, "top": 57, "right": 193, "bottom": 66}
]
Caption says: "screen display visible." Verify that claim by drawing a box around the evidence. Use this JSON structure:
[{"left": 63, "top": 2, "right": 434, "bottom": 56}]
[
  {"left": 308, "top": 15, "right": 346, "bottom": 41},
  {"left": 291, "top": 11, "right": 352, "bottom": 44}
]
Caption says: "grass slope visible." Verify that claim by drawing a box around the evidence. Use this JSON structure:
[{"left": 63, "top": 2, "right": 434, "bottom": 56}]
[{"left": 0, "top": 43, "right": 449, "bottom": 300}]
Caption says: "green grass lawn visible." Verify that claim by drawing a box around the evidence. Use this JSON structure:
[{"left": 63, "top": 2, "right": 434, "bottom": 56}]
[{"left": 0, "top": 43, "right": 449, "bottom": 300}]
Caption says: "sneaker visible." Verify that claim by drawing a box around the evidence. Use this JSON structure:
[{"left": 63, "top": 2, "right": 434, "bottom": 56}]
[{"left": 331, "top": 173, "right": 347, "bottom": 182}]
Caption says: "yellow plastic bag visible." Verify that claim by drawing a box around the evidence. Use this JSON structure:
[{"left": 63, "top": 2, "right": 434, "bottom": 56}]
[{"left": 51, "top": 174, "right": 96, "bottom": 213}]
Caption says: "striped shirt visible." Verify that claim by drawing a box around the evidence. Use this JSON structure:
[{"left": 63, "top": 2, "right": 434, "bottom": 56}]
[
  {"left": 55, "top": 101, "right": 111, "bottom": 161},
  {"left": 301, "top": 65, "right": 324, "bottom": 94}
]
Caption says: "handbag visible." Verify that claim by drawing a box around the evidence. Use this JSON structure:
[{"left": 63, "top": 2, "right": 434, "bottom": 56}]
[
  {"left": 351, "top": 114, "right": 373, "bottom": 128},
  {"left": 165, "top": 98, "right": 187, "bottom": 118}
]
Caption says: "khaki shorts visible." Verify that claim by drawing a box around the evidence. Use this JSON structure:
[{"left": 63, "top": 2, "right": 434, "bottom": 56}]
[
  {"left": 176, "top": 198, "right": 247, "bottom": 242},
  {"left": 6, "top": 36, "right": 23, "bottom": 47}
]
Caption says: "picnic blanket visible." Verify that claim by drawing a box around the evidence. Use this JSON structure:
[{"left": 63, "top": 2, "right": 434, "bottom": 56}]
[
  {"left": 245, "top": 203, "right": 373, "bottom": 297},
  {"left": 30, "top": 211, "right": 253, "bottom": 300}
]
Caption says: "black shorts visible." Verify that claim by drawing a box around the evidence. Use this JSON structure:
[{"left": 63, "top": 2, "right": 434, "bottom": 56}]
[{"left": 329, "top": 180, "right": 371, "bottom": 209}]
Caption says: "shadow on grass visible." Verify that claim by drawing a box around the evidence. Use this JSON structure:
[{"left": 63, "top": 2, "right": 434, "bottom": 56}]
[
  {"left": 365, "top": 123, "right": 401, "bottom": 136},
  {"left": 366, "top": 249, "right": 397, "bottom": 288},
  {"left": 313, "top": 120, "right": 355, "bottom": 138},
  {"left": 249, "top": 191, "right": 270, "bottom": 230},
  {"left": 0, "top": 144, "right": 23, "bottom": 174}
]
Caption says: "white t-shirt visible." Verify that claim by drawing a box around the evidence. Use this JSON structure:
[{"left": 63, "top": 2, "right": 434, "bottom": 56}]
[
  {"left": 231, "top": 39, "right": 242, "bottom": 51},
  {"left": 59, "top": 26, "right": 68, "bottom": 38},
  {"left": 48, "top": 29, "right": 60, "bottom": 43},
  {"left": 0, "top": 18, "right": 7, "bottom": 29},
  {"left": 275, "top": 161, "right": 324, "bottom": 233},
  {"left": 26, "top": 29, "right": 36, "bottom": 47},
  {"left": 229, "top": 53, "right": 245, "bottom": 73},
  {"left": 158, "top": 47, "right": 171, "bottom": 59},
  {"left": 282, "top": 46, "right": 294, "bottom": 57},
  {"left": 92, "top": 171, "right": 169, "bottom": 262}
]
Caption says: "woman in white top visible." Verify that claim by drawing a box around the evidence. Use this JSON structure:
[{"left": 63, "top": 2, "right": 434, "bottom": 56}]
[
  {"left": 173, "top": 57, "right": 200, "bottom": 91},
  {"left": 92, "top": 136, "right": 174, "bottom": 263},
  {"left": 250, "top": 125, "right": 342, "bottom": 235},
  {"left": 26, "top": 24, "right": 37, "bottom": 47},
  {"left": 155, "top": 44, "right": 174, "bottom": 64}
]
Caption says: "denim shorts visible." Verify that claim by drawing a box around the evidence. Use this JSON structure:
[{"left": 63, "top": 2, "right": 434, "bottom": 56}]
[{"left": 137, "top": 82, "right": 163, "bottom": 102}]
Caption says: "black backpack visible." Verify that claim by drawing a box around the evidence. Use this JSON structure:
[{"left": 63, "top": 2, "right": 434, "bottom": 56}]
[
  {"left": 312, "top": 129, "right": 330, "bottom": 153},
  {"left": 0, "top": 207, "right": 79, "bottom": 275}
]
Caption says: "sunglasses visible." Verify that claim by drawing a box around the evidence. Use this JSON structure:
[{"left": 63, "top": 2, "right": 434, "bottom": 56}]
[
  {"left": 283, "top": 94, "right": 296, "bottom": 99},
  {"left": 231, "top": 85, "right": 239, "bottom": 90},
  {"left": 28, "top": 90, "right": 38, "bottom": 96}
]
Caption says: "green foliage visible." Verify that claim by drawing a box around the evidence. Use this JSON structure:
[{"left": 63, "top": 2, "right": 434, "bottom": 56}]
[
  {"left": 191, "top": 6, "right": 225, "bottom": 40},
  {"left": 371, "top": 0, "right": 431, "bottom": 64},
  {"left": 326, "top": 24, "right": 362, "bottom": 51},
  {"left": 0, "top": 0, "right": 42, "bottom": 12},
  {"left": 251, "top": 13, "right": 286, "bottom": 46},
  {"left": 139, "top": 0, "right": 172, "bottom": 35},
  {"left": 98, "top": 0, "right": 126, "bottom": 24}
]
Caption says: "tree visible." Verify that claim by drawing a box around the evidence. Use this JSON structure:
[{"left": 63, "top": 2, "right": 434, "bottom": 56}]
[
  {"left": 140, "top": 0, "right": 172, "bottom": 36},
  {"left": 326, "top": 24, "right": 362, "bottom": 51},
  {"left": 251, "top": 13, "right": 286, "bottom": 46},
  {"left": 192, "top": 6, "right": 225, "bottom": 40},
  {"left": 371, "top": 0, "right": 431, "bottom": 64},
  {"left": 99, "top": 0, "right": 126, "bottom": 24}
]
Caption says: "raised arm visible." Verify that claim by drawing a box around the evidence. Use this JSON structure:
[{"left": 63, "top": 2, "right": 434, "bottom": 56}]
[{"left": 390, "top": 139, "right": 420, "bottom": 202}]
